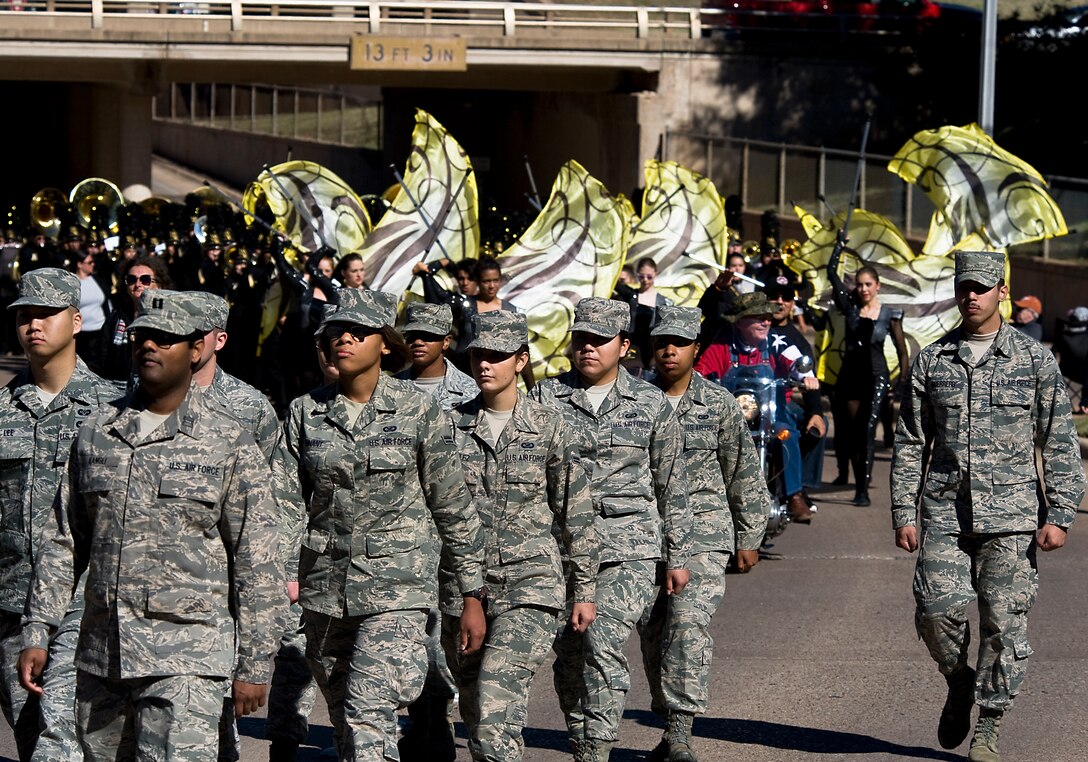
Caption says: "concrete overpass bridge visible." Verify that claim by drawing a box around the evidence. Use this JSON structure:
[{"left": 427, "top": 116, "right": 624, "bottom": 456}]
[
  {"left": 1, "top": 1, "right": 716, "bottom": 195},
  {"left": 0, "top": 0, "right": 956, "bottom": 212}
]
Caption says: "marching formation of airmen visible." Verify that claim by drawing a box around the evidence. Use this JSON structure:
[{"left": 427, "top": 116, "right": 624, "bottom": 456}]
[{"left": 0, "top": 241, "right": 1084, "bottom": 762}]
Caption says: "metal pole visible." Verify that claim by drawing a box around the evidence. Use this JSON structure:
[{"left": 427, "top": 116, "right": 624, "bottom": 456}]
[{"left": 979, "top": 0, "right": 997, "bottom": 134}]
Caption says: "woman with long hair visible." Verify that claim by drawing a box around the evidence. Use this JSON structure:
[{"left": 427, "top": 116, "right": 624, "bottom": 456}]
[{"left": 827, "top": 248, "right": 910, "bottom": 505}]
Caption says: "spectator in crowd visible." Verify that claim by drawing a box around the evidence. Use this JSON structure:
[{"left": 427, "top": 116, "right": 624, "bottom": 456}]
[
  {"left": 96, "top": 254, "right": 171, "bottom": 383},
  {"left": 1011, "top": 294, "right": 1043, "bottom": 341},
  {"left": 1054, "top": 305, "right": 1088, "bottom": 414},
  {"left": 70, "top": 249, "right": 110, "bottom": 374}
]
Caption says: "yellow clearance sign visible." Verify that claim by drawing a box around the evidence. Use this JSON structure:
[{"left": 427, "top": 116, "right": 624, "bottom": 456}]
[{"left": 350, "top": 36, "right": 467, "bottom": 72}]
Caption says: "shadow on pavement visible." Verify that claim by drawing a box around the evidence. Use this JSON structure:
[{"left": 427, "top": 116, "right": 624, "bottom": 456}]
[
  {"left": 620, "top": 709, "right": 963, "bottom": 760},
  {"left": 238, "top": 716, "right": 336, "bottom": 759}
]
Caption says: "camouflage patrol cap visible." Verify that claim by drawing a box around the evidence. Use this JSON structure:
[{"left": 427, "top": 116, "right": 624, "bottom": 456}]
[
  {"left": 8, "top": 267, "right": 81, "bottom": 311},
  {"left": 128, "top": 289, "right": 204, "bottom": 336},
  {"left": 650, "top": 305, "right": 702, "bottom": 341},
  {"left": 955, "top": 250, "right": 1005, "bottom": 289},
  {"left": 319, "top": 288, "right": 398, "bottom": 332},
  {"left": 465, "top": 310, "right": 528, "bottom": 353},
  {"left": 402, "top": 302, "right": 453, "bottom": 336},
  {"left": 724, "top": 291, "right": 774, "bottom": 323},
  {"left": 571, "top": 297, "right": 631, "bottom": 338},
  {"left": 186, "top": 290, "right": 230, "bottom": 332}
]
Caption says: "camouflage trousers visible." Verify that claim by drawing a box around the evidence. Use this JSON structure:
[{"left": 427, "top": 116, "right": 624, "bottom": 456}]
[
  {"left": 32, "top": 600, "right": 84, "bottom": 761},
  {"left": 74, "top": 671, "right": 229, "bottom": 760},
  {"left": 913, "top": 529, "right": 1038, "bottom": 711},
  {"left": 554, "top": 558, "right": 659, "bottom": 745},
  {"left": 0, "top": 609, "right": 39, "bottom": 761},
  {"left": 441, "top": 606, "right": 558, "bottom": 761},
  {"left": 265, "top": 603, "right": 319, "bottom": 745},
  {"left": 0, "top": 599, "right": 85, "bottom": 762},
  {"left": 639, "top": 551, "right": 731, "bottom": 716},
  {"left": 304, "top": 608, "right": 428, "bottom": 761}
]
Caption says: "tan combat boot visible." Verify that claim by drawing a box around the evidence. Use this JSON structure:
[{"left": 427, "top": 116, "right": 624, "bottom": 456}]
[
  {"left": 666, "top": 712, "right": 697, "bottom": 762},
  {"left": 583, "top": 741, "right": 612, "bottom": 762},
  {"left": 968, "top": 708, "right": 1002, "bottom": 762}
]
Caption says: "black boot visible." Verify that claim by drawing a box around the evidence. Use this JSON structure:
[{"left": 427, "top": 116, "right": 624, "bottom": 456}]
[
  {"left": 268, "top": 739, "right": 300, "bottom": 762},
  {"left": 938, "top": 667, "right": 976, "bottom": 749}
]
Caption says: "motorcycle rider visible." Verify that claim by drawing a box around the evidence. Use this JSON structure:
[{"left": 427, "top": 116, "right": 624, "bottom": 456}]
[
  {"left": 644, "top": 305, "right": 769, "bottom": 762},
  {"left": 694, "top": 291, "right": 823, "bottom": 523}
]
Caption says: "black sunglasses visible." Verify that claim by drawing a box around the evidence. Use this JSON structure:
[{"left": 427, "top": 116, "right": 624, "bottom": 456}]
[
  {"left": 125, "top": 274, "right": 157, "bottom": 287},
  {"left": 129, "top": 328, "right": 187, "bottom": 348},
  {"left": 323, "top": 323, "right": 377, "bottom": 342}
]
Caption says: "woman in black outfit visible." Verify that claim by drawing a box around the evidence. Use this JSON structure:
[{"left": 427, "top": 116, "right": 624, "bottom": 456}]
[{"left": 827, "top": 247, "right": 910, "bottom": 505}]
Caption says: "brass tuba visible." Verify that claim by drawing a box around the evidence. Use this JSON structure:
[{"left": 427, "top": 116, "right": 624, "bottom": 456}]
[
  {"left": 30, "top": 187, "right": 67, "bottom": 238},
  {"left": 70, "top": 178, "right": 125, "bottom": 233}
]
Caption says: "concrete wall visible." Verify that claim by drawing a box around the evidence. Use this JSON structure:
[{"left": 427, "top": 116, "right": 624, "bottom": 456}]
[
  {"left": 151, "top": 121, "right": 385, "bottom": 197},
  {"left": 381, "top": 89, "right": 643, "bottom": 205},
  {"left": 4, "top": 82, "right": 152, "bottom": 202}
]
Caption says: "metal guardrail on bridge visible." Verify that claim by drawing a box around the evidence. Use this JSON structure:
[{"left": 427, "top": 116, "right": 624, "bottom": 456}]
[
  {"left": 0, "top": 0, "right": 704, "bottom": 38},
  {"left": 665, "top": 131, "right": 1088, "bottom": 261}
]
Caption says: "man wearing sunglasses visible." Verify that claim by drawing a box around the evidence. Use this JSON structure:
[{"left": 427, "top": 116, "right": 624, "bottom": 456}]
[
  {"left": 19, "top": 289, "right": 283, "bottom": 760},
  {"left": 0, "top": 269, "right": 122, "bottom": 760}
]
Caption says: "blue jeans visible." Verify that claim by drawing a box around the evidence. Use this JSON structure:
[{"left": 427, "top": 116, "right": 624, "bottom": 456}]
[{"left": 775, "top": 403, "right": 804, "bottom": 498}]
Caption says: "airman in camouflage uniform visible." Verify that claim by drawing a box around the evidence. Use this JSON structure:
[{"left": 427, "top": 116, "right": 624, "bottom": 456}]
[
  {"left": 18, "top": 288, "right": 284, "bottom": 760},
  {"left": 182, "top": 290, "right": 286, "bottom": 761},
  {"left": 440, "top": 311, "right": 598, "bottom": 761},
  {"left": 187, "top": 291, "right": 281, "bottom": 461},
  {"left": 529, "top": 297, "right": 692, "bottom": 762},
  {"left": 0, "top": 269, "right": 121, "bottom": 761},
  {"left": 395, "top": 302, "right": 480, "bottom": 410},
  {"left": 271, "top": 288, "right": 486, "bottom": 761},
  {"left": 643, "top": 305, "right": 770, "bottom": 762},
  {"left": 891, "top": 251, "right": 1086, "bottom": 762},
  {"left": 395, "top": 301, "right": 478, "bottom": 761}
]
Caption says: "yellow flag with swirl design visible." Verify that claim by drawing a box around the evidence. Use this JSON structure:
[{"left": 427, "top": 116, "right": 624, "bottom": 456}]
[
  {"left": 499, "top": 160, "right": 635, "bottom": 380},
  {"left": 243, "top": 161, "right": 371, "bottom": 258},
  {"left": 789, "top": 205, "right": 970, "bottom": 385},
  {"left": 625, "top": 160, "right": 727, "bottom": 307},
  {"left": 361, "top": 109, "right": 479, "bottom": 298},
  {"left": 888, "top": 123, "right": 1067, "bottom": 256}
]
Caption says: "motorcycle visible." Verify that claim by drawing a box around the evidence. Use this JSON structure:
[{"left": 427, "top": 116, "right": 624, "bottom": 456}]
[{"left": 718, "top": 355, "right": 815, "bottom": 538}]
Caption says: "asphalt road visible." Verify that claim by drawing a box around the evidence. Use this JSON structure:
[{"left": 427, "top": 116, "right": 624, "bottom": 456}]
[{"left": 0, "top": 357, "right": 1086, "bottom": 760}]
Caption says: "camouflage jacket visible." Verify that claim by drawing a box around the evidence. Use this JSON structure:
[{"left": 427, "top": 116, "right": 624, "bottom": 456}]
[
  {"left": 891, "top": 323, "right": 1085, "bottom": 533},
  {"left": 440, "top": 393, "right": 598, "bottom": 617},
  {"left": 669, "top": 372, "right": 769, "bottom": 553},
  {"left": 205, "top": 365, "right": 281, "bottom": 462},
  {"left": 530, "top": 367, "right": 692, "bottom": 568},
  {"left": 394, "top": 358, "right": 479, "bottom": 412},
  {"left": 0, "top": 359, "right": 121, "bottom": 614},
  {"left": 22, "top": 387, "right": 283, "bottom": 683},
  {"left": 272, "top": 375, "right": 485, "bottom": 618}
]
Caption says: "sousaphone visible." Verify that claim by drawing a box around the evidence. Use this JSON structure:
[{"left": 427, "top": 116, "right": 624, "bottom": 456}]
[
  {"left": 30, "top": 187, "right": 67, "bottom": 238},
  {"left": 70, "top": 178, "right": 125, "bottom": 233}
]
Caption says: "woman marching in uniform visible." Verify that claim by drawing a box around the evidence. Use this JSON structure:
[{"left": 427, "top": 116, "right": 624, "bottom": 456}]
[
  {"left": 441, "top": 310, "right": 599, "bottom": 761},
  {"left": 826, "top": 247, "right": 910, "bottom": 506},
  {"left": 645, "top": 305, "right": 770, "bottom": 761},
  {"left": 272, "top": 288, "right": 487, "bottom": 761},
  {"left": 530, "top": 297, "right": 692, "bottom": 762}
]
